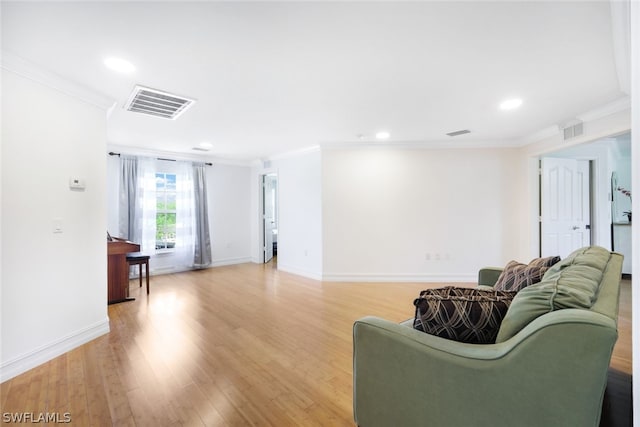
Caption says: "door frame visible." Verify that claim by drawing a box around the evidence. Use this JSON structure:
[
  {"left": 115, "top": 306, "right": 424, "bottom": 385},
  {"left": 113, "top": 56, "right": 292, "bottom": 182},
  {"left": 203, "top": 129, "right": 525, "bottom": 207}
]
[
  {"left": 531, "top": 140, "right": 617, "bottom": 258},
  {"left": 259, "top": 171, "right": 278, "bottom": 264}
]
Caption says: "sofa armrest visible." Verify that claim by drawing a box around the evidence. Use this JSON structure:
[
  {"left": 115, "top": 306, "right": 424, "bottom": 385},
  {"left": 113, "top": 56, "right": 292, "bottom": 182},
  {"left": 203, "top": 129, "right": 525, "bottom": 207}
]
[
  {"left": 478, "top": 266, "right": 503, "bottom": 287},
  {"left": 353, "top": 312, "right": 617, "bottom": 427}
]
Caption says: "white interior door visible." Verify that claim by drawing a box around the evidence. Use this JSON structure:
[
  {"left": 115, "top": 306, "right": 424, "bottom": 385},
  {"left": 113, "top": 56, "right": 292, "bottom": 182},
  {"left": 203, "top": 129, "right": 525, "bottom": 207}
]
[
  {"left": 541, "top": 158, "right": 591, "bottom": 258},
  {"left": 263, "top": 175, "right": 275, "bottom": 263}
]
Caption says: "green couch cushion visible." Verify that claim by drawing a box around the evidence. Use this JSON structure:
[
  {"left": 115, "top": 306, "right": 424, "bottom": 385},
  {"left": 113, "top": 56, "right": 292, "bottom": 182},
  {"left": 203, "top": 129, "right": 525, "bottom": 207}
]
[{"left": 495, "top": 246, "right": 612, "bottom": 343}]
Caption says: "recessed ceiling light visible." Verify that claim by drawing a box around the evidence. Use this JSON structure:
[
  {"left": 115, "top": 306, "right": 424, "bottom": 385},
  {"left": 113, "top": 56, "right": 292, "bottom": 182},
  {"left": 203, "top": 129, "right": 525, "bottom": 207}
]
[
  {"left": 104, "top": 57, "right": 135, "bottom": 74},
  {"left": 375, "top": 131, "right": 390, "bottom": 140},
  {"left": 199, "top": 142, "right": 213, "bottom": 149},
  {"left": 499, "top": 98, "right": 523, "bottom": 111}
]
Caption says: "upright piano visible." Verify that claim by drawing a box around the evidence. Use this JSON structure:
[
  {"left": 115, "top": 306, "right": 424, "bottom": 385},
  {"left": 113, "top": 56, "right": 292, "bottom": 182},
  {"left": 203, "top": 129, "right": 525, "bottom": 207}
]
[{"left": 107, "top": 237, "right": 140, "bottom": 304}]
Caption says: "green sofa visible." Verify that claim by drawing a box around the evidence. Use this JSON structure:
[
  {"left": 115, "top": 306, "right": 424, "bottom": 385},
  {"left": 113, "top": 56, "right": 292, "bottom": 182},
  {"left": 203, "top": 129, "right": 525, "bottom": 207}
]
[{"left": 353, "top": 246, "right": 623, "bottom": 427}]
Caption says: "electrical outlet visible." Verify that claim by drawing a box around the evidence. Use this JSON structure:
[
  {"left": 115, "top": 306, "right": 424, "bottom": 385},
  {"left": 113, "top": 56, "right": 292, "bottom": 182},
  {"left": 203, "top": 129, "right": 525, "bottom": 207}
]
[{"left": 425, "top": 253, "right": 431, "bottom": 261}]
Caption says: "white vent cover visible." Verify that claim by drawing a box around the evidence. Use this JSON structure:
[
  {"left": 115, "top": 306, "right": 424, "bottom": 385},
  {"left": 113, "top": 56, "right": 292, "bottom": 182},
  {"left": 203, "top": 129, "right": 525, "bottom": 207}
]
[{"left": 124, "top": 85, "right": 195, "bottom": 120}]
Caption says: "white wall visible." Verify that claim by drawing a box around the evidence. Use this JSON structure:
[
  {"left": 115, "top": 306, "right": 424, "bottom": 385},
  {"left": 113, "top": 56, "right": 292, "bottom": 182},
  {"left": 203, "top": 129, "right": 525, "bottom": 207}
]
[
  {"left": 275, "top": 149, "right": 323, "bottom": 279},
  {"left": 253, "top": 149, "right": 323, "bottom": 279},
  {"left": 106, "top": 154, "right": 119, "bottom": 235},
  {"left": 321, "top": 146, "right": 526, "bottom": 281},
  {"left": 106, "top": 155, "right": 253, "bottom": 273},
  {"left": 1, "top": 68, "right": 110, "bottom": 381},
  {"left": 208, "top": 163, "right": 252, "bottom": 266}
]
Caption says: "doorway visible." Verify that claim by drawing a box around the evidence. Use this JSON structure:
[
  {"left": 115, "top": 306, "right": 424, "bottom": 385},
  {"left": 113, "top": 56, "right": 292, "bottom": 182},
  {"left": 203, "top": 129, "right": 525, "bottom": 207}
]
[
  {"left": 262, "top": 173, "right": 278, "bottom": 264},
  {"left": 538, "top": 133, "right": 632, "bottom": 274}
]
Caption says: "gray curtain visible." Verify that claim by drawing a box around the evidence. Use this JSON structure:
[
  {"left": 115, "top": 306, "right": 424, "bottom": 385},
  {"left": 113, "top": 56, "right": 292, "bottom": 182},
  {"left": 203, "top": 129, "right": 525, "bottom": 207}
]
[
  {"left": 119, "top": 155, "right": 138, "bottom": 241},
  {"left": 192, "top": 163, "right": 212, "bottom": 268}
]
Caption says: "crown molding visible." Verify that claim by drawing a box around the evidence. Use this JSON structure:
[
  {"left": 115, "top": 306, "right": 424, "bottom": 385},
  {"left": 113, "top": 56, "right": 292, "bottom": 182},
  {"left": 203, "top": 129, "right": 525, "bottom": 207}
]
[
  {"left": 576, "top": 95, "right": 631, "bottom": 123},
  {"left": 262, "top": 144, "right": 322, "bottom": 161},
  {"left": 107, "top": 143, "right": 254, "bottom": 167},
  {"left": 320, "top": 138, "right": 517, "bottom": 151},
  {"left": 1, "top": 50, "right": 116, "bottom": 111},
  {"left": 517, "top": 95, "right": 631, "bottom": 146}
]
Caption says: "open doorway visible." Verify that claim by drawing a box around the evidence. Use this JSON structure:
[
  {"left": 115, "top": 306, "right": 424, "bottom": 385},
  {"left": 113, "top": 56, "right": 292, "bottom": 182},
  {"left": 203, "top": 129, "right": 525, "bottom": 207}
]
[
  {"left": 609, "top": 134, "right": 633, "bottom": 276},
  {"left": 538, "top": 132, "right": 631, "bottom": 274},
  {"left": 262, "top": 173, "right": 278, "bottom": 264}
]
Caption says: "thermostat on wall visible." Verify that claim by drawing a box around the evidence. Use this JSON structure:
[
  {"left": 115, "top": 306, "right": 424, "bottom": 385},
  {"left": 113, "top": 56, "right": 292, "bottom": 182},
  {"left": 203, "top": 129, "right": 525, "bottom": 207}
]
[{"left": 69, "top": 177, "right": 86, "bottom": 190}]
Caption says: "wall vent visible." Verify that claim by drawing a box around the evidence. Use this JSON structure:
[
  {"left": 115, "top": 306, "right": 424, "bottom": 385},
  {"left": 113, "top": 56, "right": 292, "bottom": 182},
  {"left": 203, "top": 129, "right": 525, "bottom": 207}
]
[
  {"left": 446, "top": 129, "right": 471, "bottom": 137},
  {"left": 124, "top": 85, "right": 195, "bottom": 120},
  {"left": 562, "top": 122, "right": 584, "bottom": 140}
]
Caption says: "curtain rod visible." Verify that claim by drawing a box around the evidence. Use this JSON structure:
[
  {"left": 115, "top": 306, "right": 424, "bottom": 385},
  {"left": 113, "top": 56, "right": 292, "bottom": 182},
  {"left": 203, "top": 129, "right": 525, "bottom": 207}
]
[{"left": 108, "top": 151, "right": 212, "bottom": 166}]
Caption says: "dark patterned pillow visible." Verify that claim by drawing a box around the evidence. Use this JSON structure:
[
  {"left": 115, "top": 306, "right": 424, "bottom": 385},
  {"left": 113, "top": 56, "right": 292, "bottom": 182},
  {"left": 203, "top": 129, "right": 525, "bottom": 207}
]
[
  {"left": 413, "top": 287, "right": 516, "bottom": 344},
  {"left": 494, "top": 256, "right": 561, "bottom": 292}
]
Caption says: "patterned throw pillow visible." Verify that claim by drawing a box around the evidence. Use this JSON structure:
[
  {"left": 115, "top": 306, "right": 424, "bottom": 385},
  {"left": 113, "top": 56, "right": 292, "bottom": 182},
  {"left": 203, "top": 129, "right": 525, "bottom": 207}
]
[
  {"left": 413, "top": 287, "right": 517, "bottom": 344},
  {"left": 494, "top": 256, "right": 561, "bottom": 292}
]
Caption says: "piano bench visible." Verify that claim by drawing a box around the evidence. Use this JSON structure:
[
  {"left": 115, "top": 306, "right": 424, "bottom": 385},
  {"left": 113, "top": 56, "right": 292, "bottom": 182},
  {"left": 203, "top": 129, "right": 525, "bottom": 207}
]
[{"left": 126, "top": 253, "right": 150, "bottom": 295}]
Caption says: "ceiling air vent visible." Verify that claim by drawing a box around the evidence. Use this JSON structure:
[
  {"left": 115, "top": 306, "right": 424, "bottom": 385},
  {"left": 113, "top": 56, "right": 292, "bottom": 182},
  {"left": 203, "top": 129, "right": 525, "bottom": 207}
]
[
  {"left": 562, "top": 121, "right": 584, "bottom": 140},
  {"left": 446, "top": 129, "right": 471, "bottom": 137},
  {"left": 124, "top": 85, "right": 195, "bottom": 120}
]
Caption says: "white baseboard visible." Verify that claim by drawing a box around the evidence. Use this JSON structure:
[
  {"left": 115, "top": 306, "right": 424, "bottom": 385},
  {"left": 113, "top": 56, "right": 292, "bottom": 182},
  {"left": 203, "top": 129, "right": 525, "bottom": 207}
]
[
  {"left": 141, "top": 257, "right": 253, "bottom": 276},
  {"left": 321, "top": 273, "right": 477, "bottom": 283},
  {"left": 0, "top": 319, "right": 110, "bottom": 383},
  {"left": 277, "top": 264, "right": 324, "bottom": 281},
  {"left": 210, "top": 256, "right": 253, "bottom": 267}
]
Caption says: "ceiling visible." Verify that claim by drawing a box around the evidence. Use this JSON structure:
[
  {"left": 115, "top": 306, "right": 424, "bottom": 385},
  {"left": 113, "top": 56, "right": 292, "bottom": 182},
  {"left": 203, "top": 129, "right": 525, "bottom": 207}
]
[{"left": 1, "top": 1, "right": 627, "bottom": 161}]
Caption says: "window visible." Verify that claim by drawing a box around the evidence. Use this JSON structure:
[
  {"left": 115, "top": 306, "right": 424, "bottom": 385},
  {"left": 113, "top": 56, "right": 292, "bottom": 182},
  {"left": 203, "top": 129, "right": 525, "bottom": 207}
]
[{"left": 155, "top": 172, "right": 176, "bottom": 250}]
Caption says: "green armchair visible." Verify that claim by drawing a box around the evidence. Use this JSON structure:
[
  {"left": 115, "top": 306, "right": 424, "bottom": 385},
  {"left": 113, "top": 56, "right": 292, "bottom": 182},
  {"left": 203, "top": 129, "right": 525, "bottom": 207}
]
[{"left": 353, "top": 247, "right": 623, "bottom": 427}]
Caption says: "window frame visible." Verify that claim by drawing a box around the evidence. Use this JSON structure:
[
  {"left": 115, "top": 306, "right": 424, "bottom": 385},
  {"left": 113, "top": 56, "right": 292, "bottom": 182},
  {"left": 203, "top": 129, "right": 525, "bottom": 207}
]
[{"left": 155, "top": 171, "right": 177, "bottom": 253}]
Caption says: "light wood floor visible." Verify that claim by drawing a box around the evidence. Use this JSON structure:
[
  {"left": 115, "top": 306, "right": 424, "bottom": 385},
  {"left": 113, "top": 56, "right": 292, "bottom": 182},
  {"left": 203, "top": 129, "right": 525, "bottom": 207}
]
[{"left": 0, "top": 263, "right": 632, "bottom": 426}]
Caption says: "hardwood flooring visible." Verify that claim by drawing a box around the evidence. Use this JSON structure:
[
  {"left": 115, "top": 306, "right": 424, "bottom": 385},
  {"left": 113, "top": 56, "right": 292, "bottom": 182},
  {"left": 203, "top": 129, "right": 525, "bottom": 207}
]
[{"left": 0, "top": 264, "right": 632, "bottom": 426}]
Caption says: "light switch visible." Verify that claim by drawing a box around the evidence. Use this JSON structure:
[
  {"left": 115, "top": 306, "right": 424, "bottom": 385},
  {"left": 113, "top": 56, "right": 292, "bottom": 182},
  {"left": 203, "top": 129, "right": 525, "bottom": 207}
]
[{"left": 53, "top": 218, "right": 63, "bottom": 233}]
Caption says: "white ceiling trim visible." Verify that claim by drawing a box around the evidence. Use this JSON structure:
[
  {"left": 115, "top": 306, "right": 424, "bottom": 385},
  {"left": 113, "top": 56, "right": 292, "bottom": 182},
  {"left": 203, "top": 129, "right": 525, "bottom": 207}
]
[
  {"left": 577, "top": 95, "right": 630, "bottom": 122},
  {"left": 106, "top": 143, "right": 253, "bottom": 167},
  {"left": 320, "top": 139, "right": 519, "bottom": 152},
  {"left": 264, "top": 145, "right": 322, "bottom": 162},
  {"left": 517, "top": 95, "right": 630, "bottom": 146},
  {"left": 263, "top": 91, "right": 630, "bottom": 158},
  {"left": 1, "top": 50, "right": 116, "bottom": 111}
]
